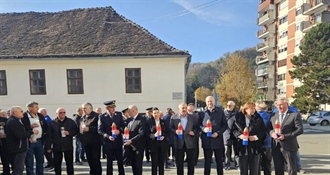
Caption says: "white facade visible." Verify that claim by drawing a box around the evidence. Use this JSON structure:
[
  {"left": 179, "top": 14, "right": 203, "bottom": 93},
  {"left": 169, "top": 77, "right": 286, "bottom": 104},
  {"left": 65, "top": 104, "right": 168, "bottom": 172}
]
[{"left": 0, "top": 55, "right": 189, "bottom": 118}]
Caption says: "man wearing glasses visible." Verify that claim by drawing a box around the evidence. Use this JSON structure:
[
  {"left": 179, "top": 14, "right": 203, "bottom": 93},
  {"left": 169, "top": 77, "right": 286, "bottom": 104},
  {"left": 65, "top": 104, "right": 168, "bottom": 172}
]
[
  {"left": 46, "top": 108, "right": 78, "bottom": 175},
  {"left": 223, "top": 101, "right": 239, "bottom": 170},
  {"left": 6, "top": 106, "right": 39, "bottom": 175}
]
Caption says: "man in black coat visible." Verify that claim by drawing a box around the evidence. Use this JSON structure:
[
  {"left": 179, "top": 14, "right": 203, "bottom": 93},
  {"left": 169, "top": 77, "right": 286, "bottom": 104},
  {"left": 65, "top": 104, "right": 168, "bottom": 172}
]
[
  {"left": 80, "top": 102, "right": 102, "bottom": 175},
  {"left": 201, "top": 96, "right": 228, "bottom": 175},
  {"left": 98, "top": 100, "right": 125, "bottom": 175},
  {"left": 144, "top": 107, "right": 153, "bottom": 163},
  {"left": 0, "top": 111, "right": 10, "bottom": 175},
  {"left": 21, "top": 101, "right": 48, "bottom": 175},
  {"left": 124, "top": 105, "right": 146, "bottom": 175},
  {"left": 162, "top": 108, "right": 175, "bottom": 167},
  {"left": 46, "top": 107, "right": 78, "bottom": 175},
  {"left": 6, "top": 106, "right": 38, "bottom": 175}
]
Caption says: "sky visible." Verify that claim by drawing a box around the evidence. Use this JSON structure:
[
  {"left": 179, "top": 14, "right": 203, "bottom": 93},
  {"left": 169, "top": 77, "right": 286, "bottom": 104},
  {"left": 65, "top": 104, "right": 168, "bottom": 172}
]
[{"left": 0, "top": 0, "right": 261, "bottom": 63}]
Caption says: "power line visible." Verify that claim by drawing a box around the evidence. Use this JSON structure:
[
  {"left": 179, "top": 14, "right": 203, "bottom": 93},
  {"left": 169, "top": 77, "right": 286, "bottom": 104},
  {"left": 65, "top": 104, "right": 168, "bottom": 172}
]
[{"left": 135, "top": 0, "right": 221, "bottom": 22}]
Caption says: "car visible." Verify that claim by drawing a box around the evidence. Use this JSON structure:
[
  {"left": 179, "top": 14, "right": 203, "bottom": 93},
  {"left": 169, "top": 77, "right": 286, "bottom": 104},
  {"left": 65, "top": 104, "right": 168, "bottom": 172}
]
[{"left": 307, "top": 111, "right": 330, "bottom": 126}]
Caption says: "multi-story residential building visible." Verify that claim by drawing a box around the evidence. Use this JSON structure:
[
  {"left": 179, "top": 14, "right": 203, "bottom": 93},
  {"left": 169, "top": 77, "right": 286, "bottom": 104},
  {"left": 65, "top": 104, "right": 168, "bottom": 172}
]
[{"left": 256, "top": 0, "right": 330, "bottom": 110}]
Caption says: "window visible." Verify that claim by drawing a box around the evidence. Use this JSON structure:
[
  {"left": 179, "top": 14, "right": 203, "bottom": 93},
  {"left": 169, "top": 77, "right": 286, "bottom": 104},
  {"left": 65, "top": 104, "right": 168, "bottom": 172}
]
[
  {"left": 315, "top": 13, "right": 321, "bottom": 23},
  {"left": 296, "top": 8, "right": 301, "bottom": 16},
  {"left": 125, "top": 68, "right": 141, "bottom": 93},
  {"left": 278, "top": 73, "right": 286, "bottom": 81},
  {"left": 279, "top": 30, "right": 288, "bottom": 38},
  {"left": 296, "top": 23, "right": 300, "bottom": 31},
  {"left": 279, "top": 16, "right": 288, "bottom": 25},
  {"left": 29, "top": 69, "right": 46, "bottom": 95},
  {"left": 67, "top": 69, "right": 84, "bottom": 94},
  {"left": 278, "top": 44, "right": 287, "bottom": 53},
  {"left": 278, "top": 59, "right": 287, "bottom": 67},
  {"left": 0, "top": 70, "right": 7, "bottom": 95}
]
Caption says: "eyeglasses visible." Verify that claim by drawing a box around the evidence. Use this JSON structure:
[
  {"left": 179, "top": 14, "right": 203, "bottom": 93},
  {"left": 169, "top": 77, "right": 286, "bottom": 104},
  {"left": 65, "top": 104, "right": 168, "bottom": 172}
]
[
  {"left": 227, "top": 105, "right": 231, "bottom": 107},
  {"left": 59, "top": 112, "right": 66, "bottom": 114}
]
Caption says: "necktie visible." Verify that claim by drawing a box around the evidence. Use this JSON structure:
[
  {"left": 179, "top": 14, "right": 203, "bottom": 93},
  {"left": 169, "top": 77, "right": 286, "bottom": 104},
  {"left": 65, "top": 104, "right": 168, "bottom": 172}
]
[{"left": 280, "top": 113, "right": 284, "bottom": 124}]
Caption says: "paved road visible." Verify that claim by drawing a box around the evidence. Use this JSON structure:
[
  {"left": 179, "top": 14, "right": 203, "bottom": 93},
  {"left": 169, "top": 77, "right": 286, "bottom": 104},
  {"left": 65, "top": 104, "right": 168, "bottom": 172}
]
[{"left": 3, "top": 124, "right": 329, "bottom": 175}]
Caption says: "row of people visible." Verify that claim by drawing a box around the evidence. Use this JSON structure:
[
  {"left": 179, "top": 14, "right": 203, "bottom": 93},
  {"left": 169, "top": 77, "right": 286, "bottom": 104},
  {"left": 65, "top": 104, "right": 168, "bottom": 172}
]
[{"left": 0, "top": 95, "right": 303, "bottom": 175}]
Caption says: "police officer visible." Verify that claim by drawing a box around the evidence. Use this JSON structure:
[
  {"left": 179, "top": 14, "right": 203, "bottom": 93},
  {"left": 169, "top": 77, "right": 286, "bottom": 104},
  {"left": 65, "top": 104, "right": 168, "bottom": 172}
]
[{"left": 98, "top": 100, "right": 125, "bottom": 175}]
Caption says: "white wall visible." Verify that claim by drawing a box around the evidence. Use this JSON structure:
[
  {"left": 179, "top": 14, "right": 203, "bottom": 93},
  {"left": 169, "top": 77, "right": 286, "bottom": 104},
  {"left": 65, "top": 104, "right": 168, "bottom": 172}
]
[{"left": 0, "top": 56, "right": 188, "bottom": 118}]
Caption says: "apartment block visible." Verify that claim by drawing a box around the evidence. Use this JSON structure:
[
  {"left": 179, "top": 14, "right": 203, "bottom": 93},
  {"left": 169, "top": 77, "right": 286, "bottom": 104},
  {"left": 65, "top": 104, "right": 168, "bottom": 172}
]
[{"left": 256, "top": 0, "right": 330, "bottom": 104}]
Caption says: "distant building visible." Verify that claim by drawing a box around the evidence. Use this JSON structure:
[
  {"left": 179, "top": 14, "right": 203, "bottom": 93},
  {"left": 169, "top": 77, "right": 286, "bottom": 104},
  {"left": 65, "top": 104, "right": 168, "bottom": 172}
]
[
  {"left": 256, "top": 0, "right": 330, "bottom": 109},
  {"left": 0, "top": 7, "right": 191, "bottom": 116}
]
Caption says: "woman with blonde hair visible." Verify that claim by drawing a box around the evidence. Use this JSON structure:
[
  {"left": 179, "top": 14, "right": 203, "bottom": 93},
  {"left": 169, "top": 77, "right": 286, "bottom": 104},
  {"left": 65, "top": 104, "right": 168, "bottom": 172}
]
[{"left": 232, "top": 102, "right": 266, "bottom": 175}]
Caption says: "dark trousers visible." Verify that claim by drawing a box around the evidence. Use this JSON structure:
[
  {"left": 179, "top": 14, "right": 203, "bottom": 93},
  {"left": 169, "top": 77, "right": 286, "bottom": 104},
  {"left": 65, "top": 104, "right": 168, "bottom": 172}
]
[
  {"left": 145, "top": 145, "right": 150, "bottom": 161},
  {"left": 53, "top": 150, "right": 74, "bottom": 175},
  {"left": 239, "top": 153, "right": 261, "bottom": 175},
  {"left": 0, "top": 145, "right": 11, "bottom": 175},
  {"left": 194, "top": 139, "right": 199, "bottom": 165},
  {"left": 105, "top": 147, "right": 125, "bottom": 175},
  {"left": 9, "top": 151, "right": 27, "bottom": 175},
  {"left": 204, "top": 148, "right": 224, "bottom": 175},
  {"left": 85, "top": 142, "right": 102, "bottom": 175},
  {"left": 272, "top": 144, "right": 297, "bottom": 175},
  {"left": 131, "top": 148, "right": 144, "bottom": 175},
  {"left": 151, "top": 146, "right": 166, "bottom": 175},
  {"left": 123, "top": 146, "right": 131, "bottom": 165},
  {"left": 260, "top": 148, "right": 272, "bottom": 175},
  {"left": 167, "top": 144, "right": 175, "bottom": 161},
  {"left": 176, "top": 144, "right": 195, "bottom": 175},
  {"left": 44, "top": 144, "right": 54, "bottom": 166}
]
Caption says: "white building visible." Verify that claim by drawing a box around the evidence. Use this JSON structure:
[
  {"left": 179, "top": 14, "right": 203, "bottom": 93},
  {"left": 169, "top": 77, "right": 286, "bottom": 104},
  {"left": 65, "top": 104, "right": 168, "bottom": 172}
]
[{"left": 0, "top": 7, "right": 191, "bottom": 117}]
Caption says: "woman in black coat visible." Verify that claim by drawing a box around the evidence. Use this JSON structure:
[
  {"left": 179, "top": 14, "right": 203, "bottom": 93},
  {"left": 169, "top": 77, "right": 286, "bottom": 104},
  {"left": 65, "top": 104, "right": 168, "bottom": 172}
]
[
  {"left": 146, "top": 107, "right": 170, "bottom": 175},
  {"left": 232, "top": 102, "right": 266, "bottom": 175}
]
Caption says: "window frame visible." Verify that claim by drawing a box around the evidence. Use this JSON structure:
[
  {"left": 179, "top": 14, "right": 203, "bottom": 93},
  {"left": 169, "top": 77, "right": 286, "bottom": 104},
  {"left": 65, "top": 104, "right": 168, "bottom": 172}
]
[
  {"left": 29, "top": 69, "right": 46, "bottom": 95},
  {"left": 67, "top": 69, "right": 84, "bottom": 94},
  {"left": 125, "top": 68, "right": 141, "bottom": 93},
  {"left": 0, "top": 70, "right": 7, "bottom": 95}
]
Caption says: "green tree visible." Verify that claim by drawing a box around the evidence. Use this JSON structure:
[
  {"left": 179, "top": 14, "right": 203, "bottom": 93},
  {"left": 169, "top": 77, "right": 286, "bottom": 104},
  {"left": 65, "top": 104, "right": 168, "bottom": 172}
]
[
  {"left": 215, "top": 54, "right": 256, "bottom": 108},
  {"left": 289, "top": 23, "right": 330, "bottom": 113}
]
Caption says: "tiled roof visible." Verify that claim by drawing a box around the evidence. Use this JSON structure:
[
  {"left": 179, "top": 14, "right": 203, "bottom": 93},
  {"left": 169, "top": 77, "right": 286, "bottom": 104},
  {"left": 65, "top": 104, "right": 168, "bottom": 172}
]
[{"left": 0, "top": 6, "right": 190, "bottom": 58}]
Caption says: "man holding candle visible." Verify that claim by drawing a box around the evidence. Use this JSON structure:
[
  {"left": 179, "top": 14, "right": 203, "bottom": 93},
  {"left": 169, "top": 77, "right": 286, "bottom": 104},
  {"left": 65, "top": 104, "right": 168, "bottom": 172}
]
[
  {"left": 170, "top": 103, "right": 198, "bottom": 175},
  {"left": 46, "top": 107, "right": 78, "bottom": 175},
  {"left": 201, "top": 96, "right": 228, "bottom": 175},
  {"left": 269, "top": 97, "right": 303, "bottom": 175},
  {"left": 98, "top": 100, "right": 125, "bottom": 175}
]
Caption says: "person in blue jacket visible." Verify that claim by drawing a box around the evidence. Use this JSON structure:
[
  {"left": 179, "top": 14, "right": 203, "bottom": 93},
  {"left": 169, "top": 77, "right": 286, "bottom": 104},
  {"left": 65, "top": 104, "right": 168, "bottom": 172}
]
[{"left": 256, "top": 101, "right": 272, "bottom": 175}]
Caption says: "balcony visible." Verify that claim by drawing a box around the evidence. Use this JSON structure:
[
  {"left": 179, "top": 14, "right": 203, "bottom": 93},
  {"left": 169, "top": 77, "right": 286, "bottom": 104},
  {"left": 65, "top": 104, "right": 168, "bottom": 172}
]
[
  {"left": 256, "top": 67, "right": 268, "bottom": 77},
  {"left": 303, "top": 0, "right": 330, "bottom": 15},
  {"left": 257, "top": 9, "right": 275, "bottom": 26},
  {"left": 256, "top": 37, "right": 275, "bottom": 52},
  {"left": 257, "top": 23, "right": 276, "bottom": 39},
  {"left": 301, "top": 12, "right": 330, "bottom": 33},
  {"left": 257, "top": 81, "right": 268, "bottom": 89}
]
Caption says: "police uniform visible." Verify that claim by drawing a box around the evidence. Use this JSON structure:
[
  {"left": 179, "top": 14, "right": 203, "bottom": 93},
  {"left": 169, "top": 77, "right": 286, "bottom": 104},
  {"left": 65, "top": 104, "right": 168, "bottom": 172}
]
[{"left": 98, "top": 100, "right": 125, "bottom": 175}]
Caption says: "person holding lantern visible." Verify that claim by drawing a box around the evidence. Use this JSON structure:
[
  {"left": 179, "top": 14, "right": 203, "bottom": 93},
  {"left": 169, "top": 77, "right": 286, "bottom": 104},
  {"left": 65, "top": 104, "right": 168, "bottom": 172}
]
[
  {"left": 232, "top": 102, "right": 266, "bottom": 175},
  {"left": 201, "top": 96, "right": 228, "bottom": 175},
  {"left": 98, "top": 100, "right": 126, "bottom": 175},
  {"left": 146, "top": 107, "right": 170, "bottom": 175}
]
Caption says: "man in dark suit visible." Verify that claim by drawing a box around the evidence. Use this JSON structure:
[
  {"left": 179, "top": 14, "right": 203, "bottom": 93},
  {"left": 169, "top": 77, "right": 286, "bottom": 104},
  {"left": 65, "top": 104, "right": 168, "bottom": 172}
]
[
  {"left": 162, "top": 108, "right": 175, "bottom": 167},
  {"left": 201, "top": 96, "right": 228, "bottom": 175},
  {"left": 269, "top": 97, "right": 303, "bottom": 175},
  {"left": 124, "top": 105, "right": 146, "bottom": 175},
  {"left": 144, "top": 107, "right": 153, "bottom": 163},
  {"left": 98, "top": 100, "right": 125, "bottom": 175},
  {"left": 170, "top": 103, "right": 198, "bottom": 175},
  {"left": 21, "top": 101, "right": 48, "bottom": 175}
]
